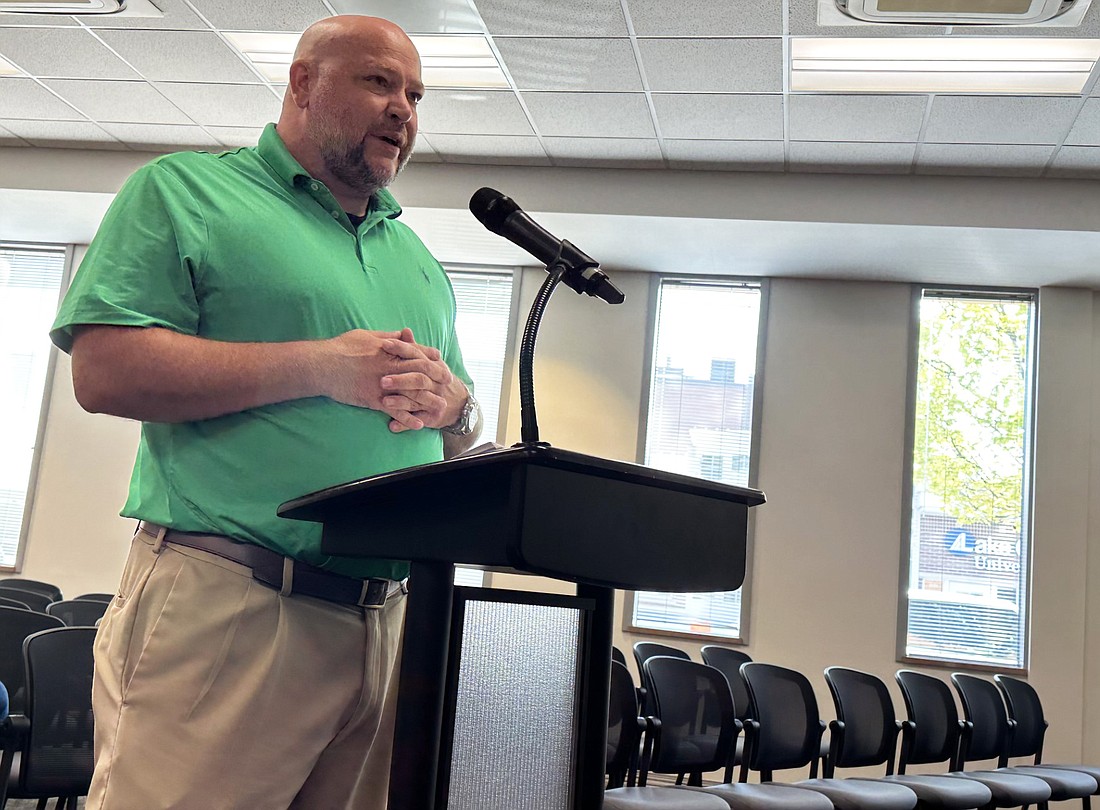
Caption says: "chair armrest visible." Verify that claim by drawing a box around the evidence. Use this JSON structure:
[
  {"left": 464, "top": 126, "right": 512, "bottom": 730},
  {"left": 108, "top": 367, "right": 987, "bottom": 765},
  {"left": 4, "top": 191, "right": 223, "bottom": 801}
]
[
  {"left": 896, "top": 720, "right": 916, "bottom": 775},
  {"left": 825, "top": 719, "right": 845, "bottom": 778},
  {"left": 739, "top": 719, "right": 760, "bottom": 783}
]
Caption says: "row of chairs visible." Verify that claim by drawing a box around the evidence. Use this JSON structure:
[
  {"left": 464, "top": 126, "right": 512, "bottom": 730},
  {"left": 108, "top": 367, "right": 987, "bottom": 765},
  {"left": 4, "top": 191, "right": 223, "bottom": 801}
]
[
  {"left": 0, "top": 578, "right": 113, "bottom": 622},
  {"left": 0, "top": 626, "right": 95, "bottom": 809},
  {"left": 606, "top": 642, "right": 1098, "bottom": 810}
]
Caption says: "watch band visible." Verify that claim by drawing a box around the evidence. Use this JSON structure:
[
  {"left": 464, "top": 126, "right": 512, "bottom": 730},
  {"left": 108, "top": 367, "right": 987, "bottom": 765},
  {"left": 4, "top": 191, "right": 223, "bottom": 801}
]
[{"left": 442, "top": 391, "right": 478, "bottom": 436}]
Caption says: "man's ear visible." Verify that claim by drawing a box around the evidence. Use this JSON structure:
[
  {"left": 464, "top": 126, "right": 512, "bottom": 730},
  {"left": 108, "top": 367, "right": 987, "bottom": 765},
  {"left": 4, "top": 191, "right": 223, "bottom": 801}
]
[{"left": 288, "top": 60, "right": 313, "bottom": 109}]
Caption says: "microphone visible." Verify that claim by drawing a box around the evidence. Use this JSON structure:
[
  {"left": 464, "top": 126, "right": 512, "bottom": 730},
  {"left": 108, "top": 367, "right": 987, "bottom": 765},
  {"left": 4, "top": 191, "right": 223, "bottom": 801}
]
[{"left": 469, "top": 187, "right": 624, "bottom": 305}]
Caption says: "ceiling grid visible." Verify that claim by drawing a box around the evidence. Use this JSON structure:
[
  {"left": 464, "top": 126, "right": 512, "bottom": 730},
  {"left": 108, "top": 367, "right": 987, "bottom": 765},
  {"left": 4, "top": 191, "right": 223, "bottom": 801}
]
[{"left": 0, "top": 0, "right": 1097, "bottom": 176}]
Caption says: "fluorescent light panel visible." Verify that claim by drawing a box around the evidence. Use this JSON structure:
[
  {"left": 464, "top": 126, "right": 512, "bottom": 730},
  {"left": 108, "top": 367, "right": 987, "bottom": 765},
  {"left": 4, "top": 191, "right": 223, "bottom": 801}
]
[
  {"left": 0, "top": 0, "right": 121, "bottom": 11},
  {"left": 224, "top": 32, "right": 508, "bottom": 89},
  {"left": 792, "top": 37, "right": 1100, "bottom": 93}
]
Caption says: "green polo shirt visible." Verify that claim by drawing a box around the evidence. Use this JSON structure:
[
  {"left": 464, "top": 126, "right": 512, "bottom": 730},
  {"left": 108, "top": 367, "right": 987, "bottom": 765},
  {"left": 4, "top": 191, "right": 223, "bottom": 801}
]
[{"left": 51, "top": 124, "right": 471, "bottom": 580}]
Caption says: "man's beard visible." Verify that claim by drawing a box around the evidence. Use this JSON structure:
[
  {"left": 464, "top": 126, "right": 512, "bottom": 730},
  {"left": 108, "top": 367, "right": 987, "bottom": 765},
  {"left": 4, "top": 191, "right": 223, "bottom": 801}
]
[{"left": 312, "top": 123, "right": 412, "bottom": 195}]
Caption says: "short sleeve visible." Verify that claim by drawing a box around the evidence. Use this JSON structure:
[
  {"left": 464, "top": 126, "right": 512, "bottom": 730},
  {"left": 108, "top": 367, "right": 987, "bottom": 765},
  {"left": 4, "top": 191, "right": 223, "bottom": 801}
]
[{"left": 51, "top": 160, "right": 207, "bottom": 353}]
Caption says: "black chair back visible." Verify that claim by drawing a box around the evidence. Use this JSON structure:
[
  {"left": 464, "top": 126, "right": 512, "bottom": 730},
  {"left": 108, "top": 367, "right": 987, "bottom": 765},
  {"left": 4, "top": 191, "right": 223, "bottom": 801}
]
[
  {"left": 740, "top": 662, "right": 824, "bottom": 778},
  {"left": 73, "top": 594, "right": 113, "bottom": 604},
  {"left": 0, "top": 596, "right": 30, "bottom": 611},
  {"left": 823, "top": 667, "right": 899, "bottom": 773},
  {"left": 607, "top": 661, "right": 643, "bottom": 788},
  {"left": 0, "top": 588, "right": 52, "bottom": 613},
  {"left": 0, "top": 580, "right": 62, "bottom": 602},
  {"left": 643, "top": 656, "right": 736, "bottom": 778},
  {"left": 700, "top": 646, "right": 752, "bottom": 720},
  {"left": 19, "top": 627, "right": 96, "bottom": 798},
  {"left": 0, "top": 607, "right": 65, "bottom": 715},
  {"left": 951, "top": 673, "right": 1011, "bottom": 765},
  {"left": 612, "top": 646, "right": 627, "bottom": 667},
  {"left": 633, "top": 642, "right": 691, "bottom": 715},
  {"left": 993, "top": 675, "right": 1046, "bottom": 760},
  {"left": 46, "top": 599, "right": 109, "bottom": 628},
  {"left": 895, "top": 670, "right": 961, "bottom": 767}
]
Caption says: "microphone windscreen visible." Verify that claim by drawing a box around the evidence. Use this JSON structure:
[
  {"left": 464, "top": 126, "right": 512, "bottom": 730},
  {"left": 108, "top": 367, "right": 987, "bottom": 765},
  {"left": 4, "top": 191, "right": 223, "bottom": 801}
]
[{"left": 469, "top": 187, "right": 519, "bottom": 234}]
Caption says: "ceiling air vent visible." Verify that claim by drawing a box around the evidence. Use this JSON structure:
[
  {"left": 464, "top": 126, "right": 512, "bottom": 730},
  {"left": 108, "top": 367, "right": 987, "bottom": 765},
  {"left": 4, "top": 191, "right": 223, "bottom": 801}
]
[
  {"left": 835, "top": 0, "right": 1079, "bottom": 24},
  {"left": 0, "top": 0, "right": 123, "bottom": 12}
]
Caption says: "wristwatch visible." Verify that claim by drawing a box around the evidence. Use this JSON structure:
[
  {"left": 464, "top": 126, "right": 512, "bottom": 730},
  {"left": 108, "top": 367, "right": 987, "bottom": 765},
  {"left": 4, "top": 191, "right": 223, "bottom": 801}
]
[{"left": 442, "top": 391, "right": 478, "bottom": 436}]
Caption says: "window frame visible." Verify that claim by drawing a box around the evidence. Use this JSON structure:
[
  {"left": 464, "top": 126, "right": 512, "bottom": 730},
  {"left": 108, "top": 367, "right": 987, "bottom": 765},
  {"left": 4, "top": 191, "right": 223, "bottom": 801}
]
[
  {"left": 1, "top": 242, "right": 74, "bottom": 573},
  {"left": 623, "top": 274, "right": 769, "bottom": 644},
  {"left": 895, "top": 283, "right": 1038, "bottom": 674}
]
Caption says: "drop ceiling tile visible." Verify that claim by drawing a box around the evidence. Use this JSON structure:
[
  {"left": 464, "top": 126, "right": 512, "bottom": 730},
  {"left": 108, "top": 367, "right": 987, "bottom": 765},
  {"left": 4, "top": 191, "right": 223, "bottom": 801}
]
[
  {"left": 427, "top": 134, "right": 551, "bottom": 166},
  {"left": 916, "top": 143, "right": 1053, "bottom": 177},
  {"left": 0, "top": 78, "right": 86, "bottom": 120},
  {"left": 206, "top": 126, "right": 265, "bottom": 149},
  {"left": 1048, "top": 145, "right": 1100, "bottom": 178},
  {"left": 789, "top": 95, "right": 927, "bottom": 143},
  {"left": 475, "top": 0, "right": 628, "bottom": 36},
  {"left": 77, "top": 0, "right": 208, "bottom": 29},
  {"left": 652, "top": 94, "right": 783, "bottom": 140},
  {"left": 543, "top": 136, "right": 663, "bottom": 168},
  {"left": 96, "top": 30, "right": 261, "bottom": 84},
  {"left": 494, "top": 38, "right": 642, "bottom": 92},
  {"left": 522, "top": 92, "right": 655, "bottom": 138},
  {"left": 0, "top": 15, "right": 78, "bottom": 25},
  {"left": 409, "top": 133, "right": 441, "bottom": 163},
  {"left": 665, "top": 139, "right": 784, "bottom": 171},
  {"left": 0, "top": 27, "right": 138, "bottom": 79},
  {"left": 0, "top": 118, "right": 126, "bottom": 149},
  {"left": 627, "top": 0, "right": 782, "bottom": 36},
  {"left": 0, "top": 121, "right": 27, "bottom": 146},
  {"left": 45, "top": 79, "right": 192, "bottom": 124},
  {"left": 100, "top": 123, "right": 222, "bottom": 152},
  {"left": 155, "top": 82, "right": 280, "bottom": 127},
  {"left": 638, "top": 39, "right": 782, "bottom": 93},
  {"left": 789, "top": 141, "right": 916, "bottom": 174},
  {"left": 924, "top": 96, "right": 1081, "bottom": 145},
  {"left": 1066, "top": 98, "right": 1100, "bottom": 146},
  {"left": 187, "top": 0, "right": 329, "bottom": 32},
  {"left": 418, "top": 90, "right": 533, "bottom": 136}
]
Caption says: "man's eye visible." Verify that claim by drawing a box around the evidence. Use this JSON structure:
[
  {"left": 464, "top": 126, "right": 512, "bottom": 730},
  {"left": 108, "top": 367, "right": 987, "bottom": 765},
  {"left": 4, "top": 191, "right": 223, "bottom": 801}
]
[{"left": 410, "top": 94, "right": 423, "bottom": 105}]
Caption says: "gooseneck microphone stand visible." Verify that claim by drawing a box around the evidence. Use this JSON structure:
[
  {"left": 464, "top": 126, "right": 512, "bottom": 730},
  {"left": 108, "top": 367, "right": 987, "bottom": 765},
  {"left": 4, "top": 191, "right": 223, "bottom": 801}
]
[{"left": 518, "top": 259, "right": 569, "bottom": 444}]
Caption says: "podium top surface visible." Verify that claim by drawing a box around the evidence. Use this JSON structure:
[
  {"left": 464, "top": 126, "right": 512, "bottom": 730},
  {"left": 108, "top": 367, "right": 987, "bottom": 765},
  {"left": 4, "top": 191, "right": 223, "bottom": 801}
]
[
  {"left": 279, "top": 443, "right": 765, "bottom": 522},
  {"left": 278, "top": 444, "right": 765, "bottom": 591}
]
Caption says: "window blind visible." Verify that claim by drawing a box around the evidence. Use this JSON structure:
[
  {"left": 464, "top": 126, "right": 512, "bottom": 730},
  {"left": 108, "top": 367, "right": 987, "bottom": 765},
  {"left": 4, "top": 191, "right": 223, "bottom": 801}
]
[{"left": 0, "top": 245, "right": 66, "bottom": 568}]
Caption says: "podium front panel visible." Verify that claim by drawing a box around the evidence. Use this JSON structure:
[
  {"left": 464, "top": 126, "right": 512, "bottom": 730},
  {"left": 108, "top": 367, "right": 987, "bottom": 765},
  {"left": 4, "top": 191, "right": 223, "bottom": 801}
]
[{"left": 440, "top": 589, "right": 593, "bottom": 810}]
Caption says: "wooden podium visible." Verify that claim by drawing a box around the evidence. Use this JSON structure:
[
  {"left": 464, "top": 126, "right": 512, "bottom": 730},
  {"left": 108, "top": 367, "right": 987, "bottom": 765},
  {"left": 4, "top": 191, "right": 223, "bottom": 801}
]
[{"left": 280, "top": 443, "right": 764, "bottom": 810}]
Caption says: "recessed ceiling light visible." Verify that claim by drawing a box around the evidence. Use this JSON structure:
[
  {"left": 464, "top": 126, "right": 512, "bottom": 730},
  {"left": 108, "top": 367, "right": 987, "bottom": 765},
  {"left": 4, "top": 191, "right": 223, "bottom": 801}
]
[
  {"left": 791, "top": 37, "right": 1100, "bottom": 93},
  {"left": 224, "top": 32, "right": 509, "bottom": 89}
]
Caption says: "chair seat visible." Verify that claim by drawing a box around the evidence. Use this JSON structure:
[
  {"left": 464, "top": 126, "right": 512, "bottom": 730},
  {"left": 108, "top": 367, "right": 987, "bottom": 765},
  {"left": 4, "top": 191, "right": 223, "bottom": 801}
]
[
  {"left": 999, "top": 765, "right": 1098, "bottom": 799},
  {"left": 943, "top": 770, "right": 1052, "bottom": 805},
  {"left": 604, "top": 786, "right": 730, "bottom": 809},
  {"left": 701, "top": 782, "right": 835, "bottom": 809},
  {"left": 793, "top": 778, "right": 918, "bottom": 810},
  {"left": 855, "top": 774, "right": 992, "bottom": 808},
  {"left": 1040, "top": 763, "right": 1100, "bottom": 789}
]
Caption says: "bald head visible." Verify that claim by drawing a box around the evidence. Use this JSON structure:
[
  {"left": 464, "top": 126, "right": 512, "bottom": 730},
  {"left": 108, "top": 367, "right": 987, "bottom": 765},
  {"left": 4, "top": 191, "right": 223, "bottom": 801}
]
[{"left": 277, "top": 16, "right": 423, "bottom": 214}]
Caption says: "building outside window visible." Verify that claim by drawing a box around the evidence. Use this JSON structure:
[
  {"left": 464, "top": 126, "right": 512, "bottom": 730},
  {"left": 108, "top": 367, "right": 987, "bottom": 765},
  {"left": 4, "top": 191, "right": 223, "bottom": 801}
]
[
  {"left": 1, "top": 245, "right": 68, "bottom": 570},
  {"left": 627, "top": 279, "right": 765, "bottom": 641},
  {"left": 901, "top": 288, "right": 1036, "bottom": 669}
]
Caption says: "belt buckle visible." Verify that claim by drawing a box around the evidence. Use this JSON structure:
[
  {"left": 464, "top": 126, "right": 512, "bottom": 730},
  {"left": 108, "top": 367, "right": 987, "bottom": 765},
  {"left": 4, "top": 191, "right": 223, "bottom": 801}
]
[{"left": 357, "top": 579, "right": 388, "bottom": 609}]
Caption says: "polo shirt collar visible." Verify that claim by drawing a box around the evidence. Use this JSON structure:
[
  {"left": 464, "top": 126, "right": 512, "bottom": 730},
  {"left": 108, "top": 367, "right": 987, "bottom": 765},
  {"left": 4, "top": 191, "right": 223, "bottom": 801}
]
[{"left": 257, "top": 123, "right": 402, "bottom": 220}]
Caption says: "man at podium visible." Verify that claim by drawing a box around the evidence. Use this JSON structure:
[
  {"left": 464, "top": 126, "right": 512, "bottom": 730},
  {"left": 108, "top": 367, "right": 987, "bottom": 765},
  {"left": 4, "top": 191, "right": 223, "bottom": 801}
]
[{"left": 49, "top": 15, "right": 481, "bottom": 810}]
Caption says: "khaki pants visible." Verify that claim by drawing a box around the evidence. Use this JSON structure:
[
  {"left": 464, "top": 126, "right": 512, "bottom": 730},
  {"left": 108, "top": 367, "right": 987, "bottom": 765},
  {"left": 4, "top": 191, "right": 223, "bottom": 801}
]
[{"left": 88, "top": 528, "right": 406, "bottom": 810}]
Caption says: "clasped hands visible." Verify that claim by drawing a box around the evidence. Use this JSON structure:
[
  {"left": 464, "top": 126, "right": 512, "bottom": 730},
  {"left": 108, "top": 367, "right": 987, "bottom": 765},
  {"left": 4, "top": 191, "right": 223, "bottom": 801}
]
[{"left": 323, "top": 328, "right": 466, "bottom": 433}]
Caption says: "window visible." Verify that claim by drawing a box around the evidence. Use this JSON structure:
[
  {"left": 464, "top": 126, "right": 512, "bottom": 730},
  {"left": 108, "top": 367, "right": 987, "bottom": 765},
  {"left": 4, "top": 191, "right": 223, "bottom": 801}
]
[
  {"left": 1, "top": 245, "right": 68, "bottom": 570},
  {"left": 446, "top": 268, "right": 515, "bottom": 445},
  {"left": 901, "top": 288, "right": 1036, "bottom": 669},
  {"left": 627, "top": 280, "right": 765, "bottom": 640},
  {"left": 446, "top": 267, "right": 515, "bottom": 587}
]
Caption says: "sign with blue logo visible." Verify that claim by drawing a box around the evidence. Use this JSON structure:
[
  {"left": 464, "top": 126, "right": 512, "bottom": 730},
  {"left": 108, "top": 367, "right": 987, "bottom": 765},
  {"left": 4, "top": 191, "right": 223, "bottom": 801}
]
[{"left": 945, "top": 528, "right": 976, "bottom": 554}]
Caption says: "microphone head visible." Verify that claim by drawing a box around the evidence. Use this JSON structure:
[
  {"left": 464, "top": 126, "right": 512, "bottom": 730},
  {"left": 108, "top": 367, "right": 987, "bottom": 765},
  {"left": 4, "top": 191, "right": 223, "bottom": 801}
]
[{"left": 469, "top": 187, "right": 520, "bottom": 235}]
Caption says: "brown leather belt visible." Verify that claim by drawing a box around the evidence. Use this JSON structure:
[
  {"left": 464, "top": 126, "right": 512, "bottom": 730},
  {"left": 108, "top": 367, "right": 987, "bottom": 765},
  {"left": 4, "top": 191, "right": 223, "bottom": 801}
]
[{"left": 138, "top": 522, "right": 404, "bottom": 609}]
